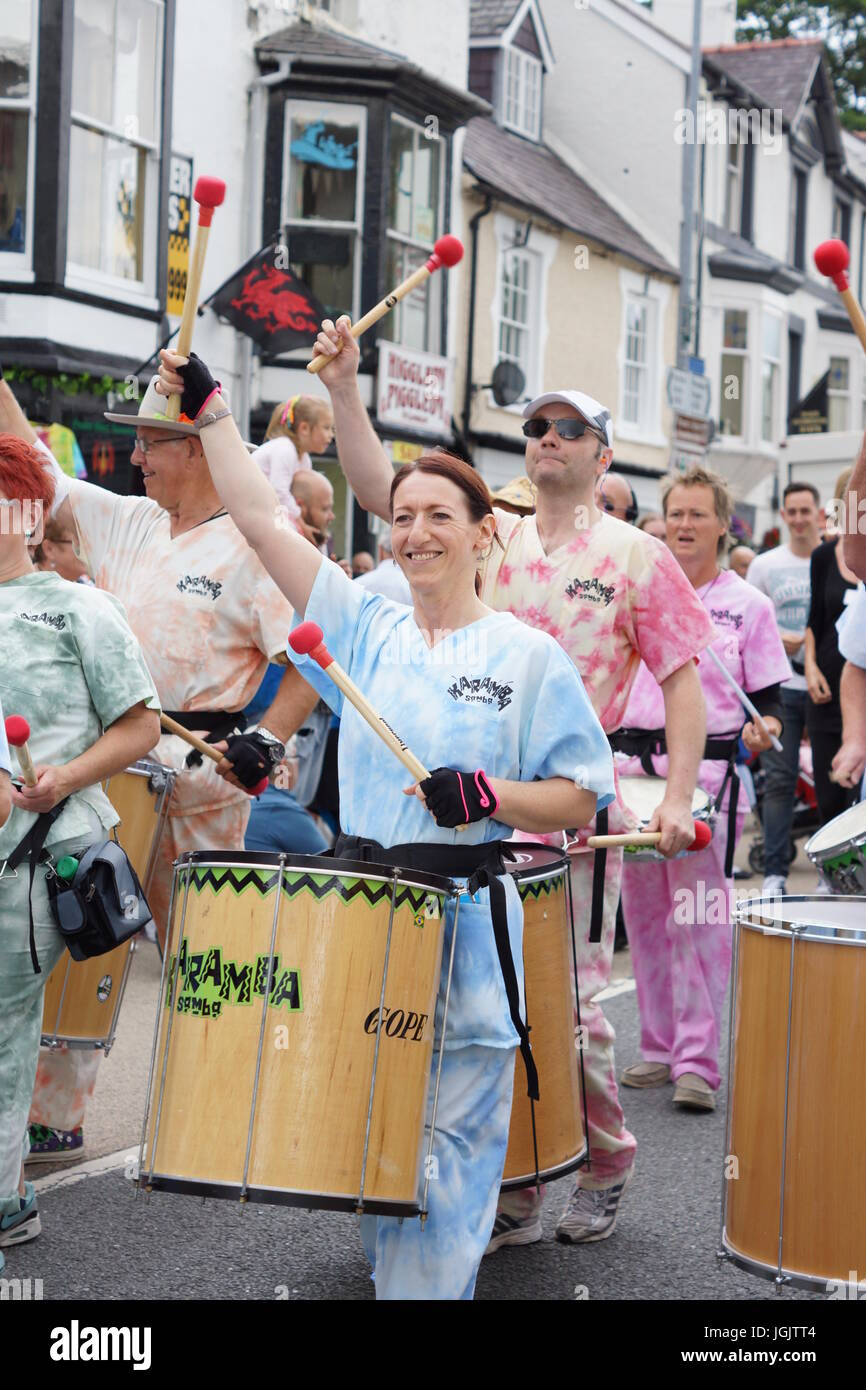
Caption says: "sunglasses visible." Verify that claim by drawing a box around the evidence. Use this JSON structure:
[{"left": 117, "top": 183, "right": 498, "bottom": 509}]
[{"left": 522, "top": 417, "right": 605, "bottom": 444}]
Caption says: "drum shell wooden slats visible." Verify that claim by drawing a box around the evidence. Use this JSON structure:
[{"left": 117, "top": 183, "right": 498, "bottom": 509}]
[
  {"left": 502, "top": 859, "right": 585, "bottom": 1188},
  {"left": 725, "top": 923, "right": 866, "bottom": 1283},
  {"left": 143, "top": 857, "right": 446, "bottom": 1213}
]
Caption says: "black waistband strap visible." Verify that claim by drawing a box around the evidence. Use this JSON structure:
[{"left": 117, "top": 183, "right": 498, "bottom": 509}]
[
  {"left": 609, "top": 727, "right": 741, "bottom": 766},
  {"left": 6, "top": 798, "right": 71, "bottom": 973},
  {"left": 334, "top": 833, "right": 538, "bottom": 1101},
  {"left": 589, "top": 806, "right": 608, "bottom": 944}
]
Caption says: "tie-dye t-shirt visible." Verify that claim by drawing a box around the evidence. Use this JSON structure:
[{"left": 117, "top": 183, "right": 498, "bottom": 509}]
[
  {"left": 61, "top": 478, "right": 296, "bottom": 816},
  {"left": 480, "top": 511, "right": 715, "bottom": 733},
  {"left": 0, "top": 696, "right": 10, "bottom": 777},
  {"left": 288, "top": 560, "right": 615, "bottom": 850},
  {"left": 0, "top": 571, "right": 160, "bottom": 856},
  {"left": 619, "top": 569, "right": 791, "bottom": 803}
]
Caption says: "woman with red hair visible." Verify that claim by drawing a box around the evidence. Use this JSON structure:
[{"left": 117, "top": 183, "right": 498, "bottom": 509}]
[{"left": 0, "top": 433, "right": 160, "bottom": 1277}]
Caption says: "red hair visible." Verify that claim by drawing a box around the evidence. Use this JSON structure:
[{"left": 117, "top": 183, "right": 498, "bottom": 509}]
[{"left": 0, "top": 433, "right": 56, "bottom": 510}]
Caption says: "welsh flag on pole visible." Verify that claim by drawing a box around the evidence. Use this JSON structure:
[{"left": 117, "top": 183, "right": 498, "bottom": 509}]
[{"left": 208, "top": 242, "right": 326, "bottom": 354}]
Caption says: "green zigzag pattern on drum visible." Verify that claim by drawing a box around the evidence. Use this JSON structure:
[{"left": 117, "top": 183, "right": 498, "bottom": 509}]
[
  {"left": 181, "top": 864, "right": 442, "bottom": 915},
  {"left": 516, "top": 877, "right": 564, "bottom": 902}
]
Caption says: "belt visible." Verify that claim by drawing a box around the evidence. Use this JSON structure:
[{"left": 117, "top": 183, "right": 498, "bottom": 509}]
[
  {"left": 334, "top": 833, "right": 538, "bottom": 1101},
  {"left": 608, "top": 728, "right": 742, "bottom": 879}
]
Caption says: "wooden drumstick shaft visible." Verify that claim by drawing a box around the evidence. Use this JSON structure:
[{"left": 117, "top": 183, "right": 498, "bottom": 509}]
[
  {"left": 159, "top": 712, "right": 222, "bottom": 764},
  {"left": 165, "top": 175, "right": 226, "bottom": 420},
  {"left": 323, "top": 659, "right": 430, "bottom": 782},
  {"left": 703, "top": 647, "right": 783, "bottom": 752},
  {"left": 839, "top": 287, "right": 866, "bottom": 356},
  {"left": 15, "top": 741, "right": 37, "bottom": 787},
  {"left": 588, "top": 831, "right": 665, "bottom": 848},
  {"left": 306, "top": 264, "right": 433, "bottom": 376}
]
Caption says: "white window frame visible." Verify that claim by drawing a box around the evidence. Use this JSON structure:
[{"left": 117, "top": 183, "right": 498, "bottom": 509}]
[
  {"left": 760, "top": 310, "right": 782, "bottom": 443},
  {"left": 0, "top": 0, "right": 39, "bottom": 280},
  {"left": 501, "top": 47, "right": 542, "bottom": 142},
  {"left": 719, "top": 306, "right": 749, "bottom": 441},
  {"left": 828, "top": 355, "right": 851, "bottom": 433},
  {"left": 65, "top": 0, "right": 164, "bottom": 304},
  {"left": 383, "top": 112, "right": 445, "bottom": 356},
  {"left": 724, "top": 139, "right": 742, "bottom": 235},
  {"left": 281, "top": 99, "right": 366, "bottom": 331},
  {"left": 489, "top": 214, "right": 556, "bottom": 412},
  {"left": 617, "top": 268, "right": 669, "bottom": 446}
]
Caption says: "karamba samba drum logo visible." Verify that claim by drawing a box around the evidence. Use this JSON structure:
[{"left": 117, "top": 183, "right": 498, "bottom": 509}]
[{"left": 165, "top": 937, "right": 302, "bottom": 1019}]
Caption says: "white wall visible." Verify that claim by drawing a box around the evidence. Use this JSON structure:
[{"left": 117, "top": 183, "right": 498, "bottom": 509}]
[
  {"left": 355, "top": 0, "right": 469, "bottom": 90},
  {"left": 651, "top": 0, "right": 736, "bottom": 49}
]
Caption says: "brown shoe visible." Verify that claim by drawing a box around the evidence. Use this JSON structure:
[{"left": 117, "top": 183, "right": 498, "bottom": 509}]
[
  {"left": 673, "top": 1073, "right": 715, "bottom": 1111},
  {"left": 620, "top": 1061, "right": 671, "bottom": 1088}
]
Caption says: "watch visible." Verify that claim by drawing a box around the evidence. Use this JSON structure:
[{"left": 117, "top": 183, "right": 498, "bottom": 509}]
[{"left": 249, "top": 725, "right": 285, "bottom": 763}]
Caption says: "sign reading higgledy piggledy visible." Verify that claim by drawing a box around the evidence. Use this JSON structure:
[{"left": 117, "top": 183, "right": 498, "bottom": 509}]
[{"left": 377, "top": 343, "right": 454, "bottom": 437}]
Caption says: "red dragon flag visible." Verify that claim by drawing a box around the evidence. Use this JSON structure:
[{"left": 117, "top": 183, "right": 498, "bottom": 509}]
[{"left": 207, "top": 242, "right": 327, "bottom": 353}]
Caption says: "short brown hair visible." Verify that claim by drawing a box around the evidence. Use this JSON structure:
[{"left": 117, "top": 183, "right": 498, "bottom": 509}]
[
  {"left": 265, "top": 395, "right": 332, "bottom": 442},
  {"left": 783, "top": 480, "right": 819, "bottom": 506},
  {"left": 661, "top": 465, "right": 734, "bottom": 555}
]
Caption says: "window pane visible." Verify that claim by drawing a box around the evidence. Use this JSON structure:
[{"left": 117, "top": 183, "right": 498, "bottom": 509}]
[
  {"left": 763, "top": 314, "right": 781, "bottom": 360},
  {"left": 0, "top": 110, "right": 28, "bottom": 251},
  {"left": 72, "top": 0, "right": 116, "bottom": 126},
  {"left": 290, "top": 242, "right": 355, "bottom": 325},
  {"left": 720, "top": 353, "right": 744, "bottom": 435},
  {"left": 761, "top": 360, "right": 776, "bottom": 441},
  {"left": 114, "top": 0, "right": 159, "bottom": 142},
  {"left": 68, "top": 125, "right": 146, "bottom": 280},
  {"left": 829, "top": 357, "right": 849, "bottom": 391},
  {"left": 288, "top": 116, "right": 359, "bottom": 222},
  {"left": 0, "top": 0, "right": 32, "bottom": 98},
  {"left": 380, "top": 239, "right": 429, "bottom": 352},
  {"left": 723, "top": 310, "right": 748, "bottom": 350},
  {"left": 412, "top": 136, "right": 439, "bottom": 244},
  {"left": 388, "top": 119, "right": 414, "bottom": 238},
  {"left": 828, "top": 395, "right": 849, "bottom": 432}
]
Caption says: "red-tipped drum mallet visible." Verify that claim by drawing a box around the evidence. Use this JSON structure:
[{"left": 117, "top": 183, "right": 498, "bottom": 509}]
[
  {"left": 5, "top": 715, "right": 38, "bottom": 787},
  {"left": 158, "top": 713, "right": 268, "bottom": 797},
  {"left": 307, "top": 234, "right": 464, "bottom": 375},
  {"left": 164, "top": 174, "right": 227, "bottom": 421},
  {"left": 813, "top": 240, "right": 866, "bottom": 355},
  {"left": 289, "top": 622, "right": 430, "bottom": 780},
  {"left": 587, "top": 820, "right": 713, "bottom": 852}
]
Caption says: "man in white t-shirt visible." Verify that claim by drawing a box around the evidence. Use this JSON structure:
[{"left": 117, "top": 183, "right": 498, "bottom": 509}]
[
  {"left": 747, "top": 482, "right": 822, "bottom": 894},
  {"left": 355, "top": 539, "right": 412, "bottom": 604}
]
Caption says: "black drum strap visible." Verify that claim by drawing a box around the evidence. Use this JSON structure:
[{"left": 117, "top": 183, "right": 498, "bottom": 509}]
[{"left": 589, "top": 806, "right": 609, "bottom": 945}]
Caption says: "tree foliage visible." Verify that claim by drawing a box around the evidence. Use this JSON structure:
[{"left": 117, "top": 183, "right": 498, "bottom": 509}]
[{"left": 737, "top": 0, "right": 866, "bottom": 130}]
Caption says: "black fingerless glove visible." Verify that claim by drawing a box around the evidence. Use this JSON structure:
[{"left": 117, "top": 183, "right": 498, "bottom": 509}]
[
  {"left": 178, "top": 351, "right": 220, "bottom": 420},
  {"left": 224, "top": 731, "right": 285, "bottom": 790},
  {"left": 418, "top": 767, "right": 500, "bottom": 829}
]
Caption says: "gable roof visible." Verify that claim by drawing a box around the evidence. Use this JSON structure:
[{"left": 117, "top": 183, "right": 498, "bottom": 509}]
[
  {"left": 258, "top": 20, "right": 405, "bottom": 65},
  {"left": 470, "top": 0, "right": 523, "bottom": 38},
  {"left": 464, "top": 117, "right": 677, "bottom": 278},
  {"left": 702, "top": 38, "right": 823, "bottom": 128}
]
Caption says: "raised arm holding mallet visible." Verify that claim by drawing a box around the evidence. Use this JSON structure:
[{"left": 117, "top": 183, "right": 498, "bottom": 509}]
[{"left": 164, "top": 175, "right": 227, "bottom": 421}]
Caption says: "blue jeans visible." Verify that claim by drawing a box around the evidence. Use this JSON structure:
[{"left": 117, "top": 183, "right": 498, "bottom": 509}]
[
  {"left": 244, "top": 785, "right": 329, "bottom": 857},
  {"left": 760, "top": 687, "right": 808, "bottom": 878}
]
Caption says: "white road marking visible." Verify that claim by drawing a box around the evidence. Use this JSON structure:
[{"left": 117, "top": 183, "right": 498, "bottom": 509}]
[
  {"left": 30, "top": 1146, "right": 132, "bottom": 1194},
  {"left": 594, "top": 978, "right": 637, "bottom": 1002}
]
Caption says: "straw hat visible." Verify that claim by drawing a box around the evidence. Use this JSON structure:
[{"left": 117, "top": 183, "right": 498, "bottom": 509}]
[{"left": 490, "top": 475, "right": 537, "bottom": 513}]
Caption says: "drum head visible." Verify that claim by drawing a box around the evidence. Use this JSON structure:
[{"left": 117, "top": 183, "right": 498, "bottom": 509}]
[
  {"left": 806, "top": 799, "right": 866, "bottom": 856},
  {"left": 617, "top": 775, "right": 711, "bottom": 822},
  {"left": 173, "top": 849, "right": 454, "bottom": 896},
  {"left": 503, "top": 842, "right": 568, "bottom": 881},
  {"left": 736, "top": 893, "right": 866, "bottom": 939}
]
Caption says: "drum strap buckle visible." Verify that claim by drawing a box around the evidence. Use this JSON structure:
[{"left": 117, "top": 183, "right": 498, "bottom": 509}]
[{"left": 0, "top": 859, "right": 18, "bottom": 884}]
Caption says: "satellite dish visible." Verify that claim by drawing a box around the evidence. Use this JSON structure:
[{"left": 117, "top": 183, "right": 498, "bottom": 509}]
[{"left": 490, "top": 360, "right": 526, "bottom": 408}]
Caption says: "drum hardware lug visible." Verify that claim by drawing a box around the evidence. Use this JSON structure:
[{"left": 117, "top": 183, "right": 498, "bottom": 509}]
[
  {"left": 774, "top": 1273, "right": 791, "bottom": 1291},
  {"left": 716, "top": 1247, "right": 730, "bottom": 1265},
  {"left": 148, "top": 771, "right": 169, "bottom": 795}
]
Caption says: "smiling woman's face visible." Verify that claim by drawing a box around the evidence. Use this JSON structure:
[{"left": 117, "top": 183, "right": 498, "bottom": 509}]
[{"left": 391, "top": 473, "right": 491, "bottom": 596}]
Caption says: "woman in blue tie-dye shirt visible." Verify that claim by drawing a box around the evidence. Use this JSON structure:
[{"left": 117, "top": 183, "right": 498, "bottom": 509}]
[{"left": 157, "top": 350, "right": 615, "bottom": 1300}]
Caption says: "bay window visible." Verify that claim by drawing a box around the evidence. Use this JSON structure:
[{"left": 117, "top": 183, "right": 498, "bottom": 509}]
[
  {"left": 0, "top": 0, "right": 37, "bottom": 265},
  {"left": 381, "top": 115, "right": 443, "bottom": 354},
  {"left": 720, "top": 309, "right": 748, "bottom": 437}
]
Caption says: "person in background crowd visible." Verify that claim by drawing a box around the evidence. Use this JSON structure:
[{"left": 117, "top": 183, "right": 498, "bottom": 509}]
[
  {"left": 31, "top": 515, "right": 92, "bottom": 584},
  {"left": 728, "top": 545, "right": 755, "bottom": 581},
  {"left": 637, "top": 513, "right": 666, "bottom": 541},
  {"left": 351, "top": 551, "right": 375, "bottom": 577},
  {"left": 832, "top": 586, "right": 866, "bottom": 795},
  {"left": 842, "top": 428, "right": 866, "bottom": 581},
  {"left": 290, "top": 471, "right": 335, "bottom": 555},
  {"left": 355, "top": 537, "right": 412, "bottom": 604},
  {"left": 490, "top": 476, "right": 537, "bottom": 518},
  {"left": 596, "top": 470, "right": 638, "bottom": 524},
  {"left": 253, "top": 396, "right": 334, "bottom": 544},
  {"left": 747, "top": 482, "right": 823, "bottom": 897},
  {"left": 804, "top": 467, "right": 859, "bottom": 839}
]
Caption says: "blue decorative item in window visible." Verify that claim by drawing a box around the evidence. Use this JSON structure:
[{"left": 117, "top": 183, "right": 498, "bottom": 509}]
[{"left": 290, "top": 122, "right": 357, "bottom": 170}]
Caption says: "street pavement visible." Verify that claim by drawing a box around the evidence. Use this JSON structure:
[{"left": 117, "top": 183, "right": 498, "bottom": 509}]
[{"left": 9, "top": 823, "right": 833, "bottom": 1302}]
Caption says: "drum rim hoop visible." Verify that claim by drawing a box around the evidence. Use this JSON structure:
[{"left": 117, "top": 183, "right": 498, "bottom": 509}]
[
  {"left": 503, "top": 841, "right": 569, "bottom": 881},
  {"left": 734, "top": 892, "right": 866, "bottom": 940},
  {"left": 172, "top": 849, "right": 454, "bottom": 895}
]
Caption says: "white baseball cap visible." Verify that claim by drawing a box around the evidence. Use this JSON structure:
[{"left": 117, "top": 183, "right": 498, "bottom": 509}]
[{"left": 522, "top": 390, "right": 614, "bottom": 449}]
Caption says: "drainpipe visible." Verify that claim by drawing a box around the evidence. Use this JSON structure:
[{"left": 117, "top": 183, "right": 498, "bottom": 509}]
[
  {"left": 237, "top": 55, "right": 293, "bottom": 439},
  {"left": 462, "top": 190, "right": 494, "bottom": 452}
]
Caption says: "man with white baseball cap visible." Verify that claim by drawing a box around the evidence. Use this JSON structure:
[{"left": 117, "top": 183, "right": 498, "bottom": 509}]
[{"left": 306, "top": 318, "right": 715, "bottom": 1248}]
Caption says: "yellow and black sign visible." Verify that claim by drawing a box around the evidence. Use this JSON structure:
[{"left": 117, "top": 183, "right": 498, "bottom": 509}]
[{"left": 167, "top": 154, "right": 193, "bottom": 317}]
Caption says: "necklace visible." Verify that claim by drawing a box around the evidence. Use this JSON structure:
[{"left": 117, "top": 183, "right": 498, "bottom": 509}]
[{"left": 696, "top": 568, "right": 724, "bottom": 603}]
